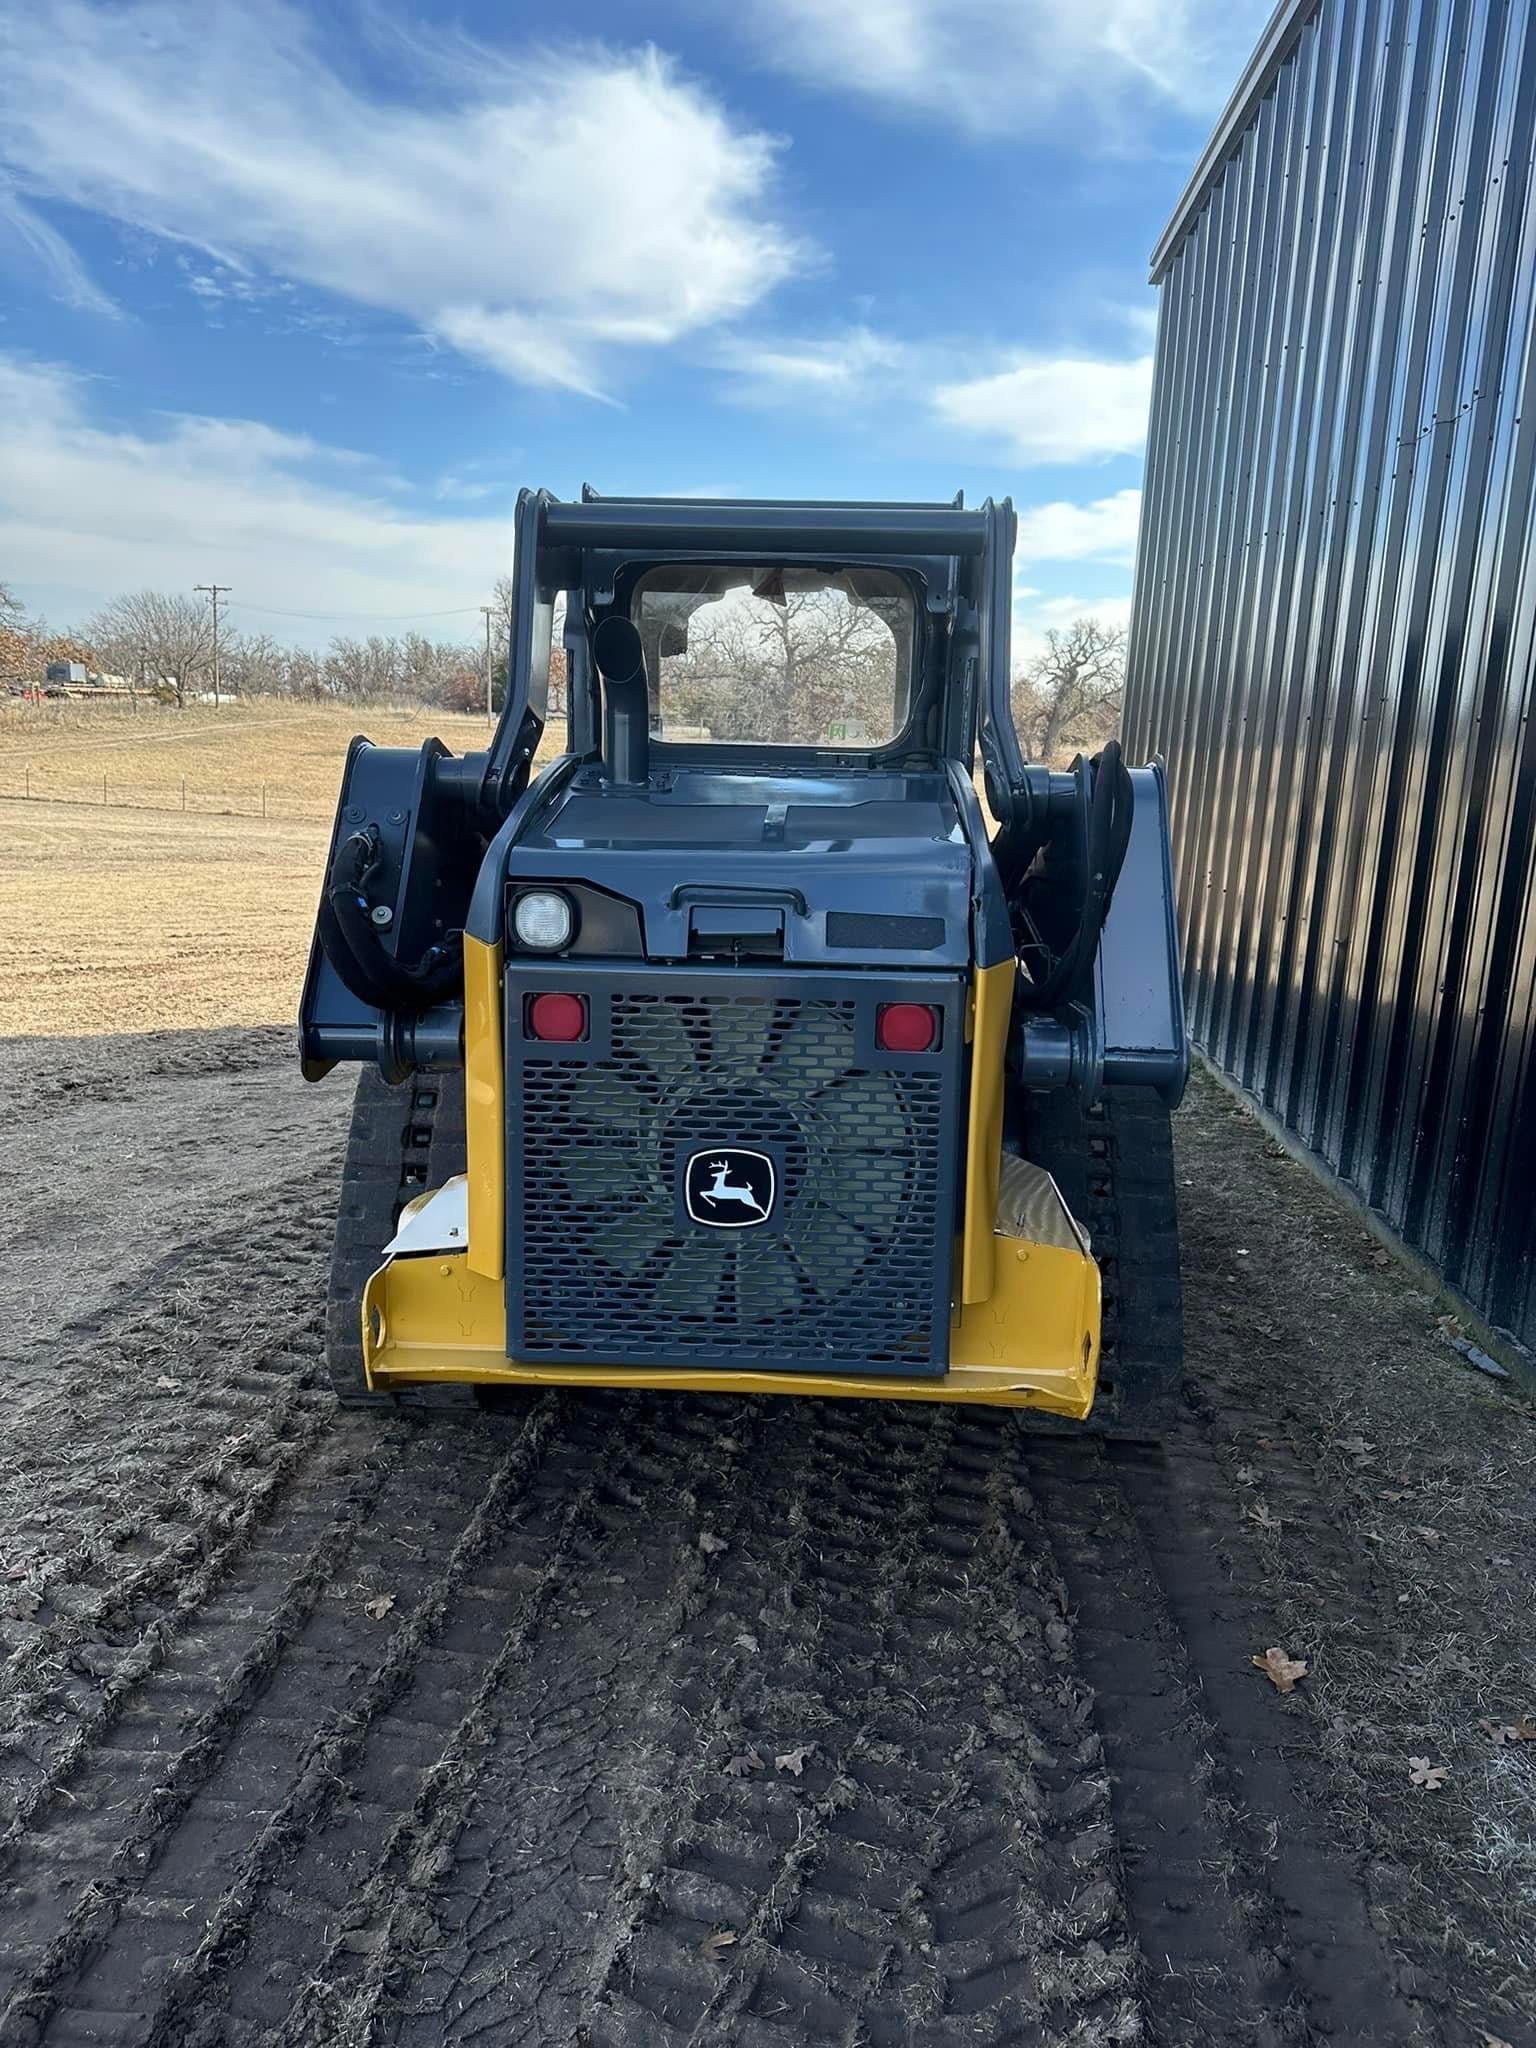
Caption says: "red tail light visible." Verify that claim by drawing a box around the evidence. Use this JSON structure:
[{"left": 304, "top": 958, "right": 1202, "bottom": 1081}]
[
  {"left": 527, "top": 992, "right": 587, "bottom": 1042},
  {"left": 876, "top": 1002, "right": 939, "bottom": 1053}
]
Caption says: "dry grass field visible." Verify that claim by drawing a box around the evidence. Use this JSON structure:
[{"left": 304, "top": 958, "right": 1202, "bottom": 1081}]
[
  {"left": 0, "top": 697, "right": 550, "bottom": 1036},
  {"left": 0, "top": 694, "right": 499, "bottom": 817}
]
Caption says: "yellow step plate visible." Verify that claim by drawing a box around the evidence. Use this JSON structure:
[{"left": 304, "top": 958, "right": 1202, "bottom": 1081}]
[{"left": 362, "top": 1199, "right": 1100, "bottom": 1419}]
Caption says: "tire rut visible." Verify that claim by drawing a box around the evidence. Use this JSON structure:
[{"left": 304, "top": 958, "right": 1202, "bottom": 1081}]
[
  {"left": 577, "top": 1404, "right": 1141, "bottom": 2048},
  {"left": 0, "top": 1187, "right": 343, "bottom": 1818},
  {"left": 1027, "top": 1432, "right": 1425, "bottom": 2047}
]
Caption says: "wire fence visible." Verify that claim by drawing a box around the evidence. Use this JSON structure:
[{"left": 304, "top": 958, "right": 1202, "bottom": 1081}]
[{"left": 1, "top": 768, "right": 336, "bottom": 823}]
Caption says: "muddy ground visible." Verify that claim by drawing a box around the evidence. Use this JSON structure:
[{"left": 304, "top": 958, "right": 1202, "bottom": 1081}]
[{"left": 0, "top": 1029, "right": 1532, "bottom": 2048}]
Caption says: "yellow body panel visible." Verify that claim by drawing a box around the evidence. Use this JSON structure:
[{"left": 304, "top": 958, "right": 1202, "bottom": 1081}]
[
  {"left": 960, "top": 958, "right": 1015, "bottom": 1304},
  {"left": 361, "top": 1223, "right": 1099, "bottom": 1418},
  {"left": 391, "top": 947, "right": 1097, "bottom": 1415},
  {"left": 461, "top": 934, "right": 504, "bottom": 1280}
]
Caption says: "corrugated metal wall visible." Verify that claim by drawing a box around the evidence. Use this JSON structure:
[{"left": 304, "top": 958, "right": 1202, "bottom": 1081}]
[{"left": 1125, "top": 0, "right": 1536, "bottom": 1347}]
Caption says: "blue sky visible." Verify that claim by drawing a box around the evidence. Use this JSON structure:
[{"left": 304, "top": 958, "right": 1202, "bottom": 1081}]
[{"left": 0, "top": 0, "right": 1269, "bottom": 653}]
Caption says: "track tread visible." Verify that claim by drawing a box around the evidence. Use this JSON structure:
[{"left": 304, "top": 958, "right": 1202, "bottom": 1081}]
[
  {"left": 326, "top": 1069, "right": 468, "bottom": 1410},
  {"left": 1024, "top": 1086, "right": 1184, "bottom": 1431}
]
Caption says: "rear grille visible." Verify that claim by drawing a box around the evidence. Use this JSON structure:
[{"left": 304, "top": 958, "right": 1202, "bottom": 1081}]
[{"left": 507, "top": 969, "right": 961, "bottom": 1376}]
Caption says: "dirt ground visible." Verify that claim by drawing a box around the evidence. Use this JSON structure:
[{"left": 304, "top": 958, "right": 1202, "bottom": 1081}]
[
  {"left": 0, "top": 701, "right": 564, "bottom": 1036},
  {"left": 0, "top": 1029, "right": 1530, "bottom": 2048},
  {"left": 0, "top": 699, "right": 499, "bottom": 818}
]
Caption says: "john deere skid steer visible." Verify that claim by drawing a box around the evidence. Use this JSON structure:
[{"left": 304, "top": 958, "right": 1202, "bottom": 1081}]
[{"left": 301, "top": 491, "right": 1186, "bottom": 1425}]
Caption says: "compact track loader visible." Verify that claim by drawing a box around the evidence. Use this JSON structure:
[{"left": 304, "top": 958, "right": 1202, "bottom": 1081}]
[{"left": 301, "top": 491, "right": 1187, "bottom": 1425}]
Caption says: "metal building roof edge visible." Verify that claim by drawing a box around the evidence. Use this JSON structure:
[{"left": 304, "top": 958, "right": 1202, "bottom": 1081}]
[{"left": 1148, "top": 0, "right": 1324, "bottom": 283}]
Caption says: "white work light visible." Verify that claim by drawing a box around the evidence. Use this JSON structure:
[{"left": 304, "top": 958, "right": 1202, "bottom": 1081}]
[{"left": 513, "top": 890, "right": 574, "bottom": 951}]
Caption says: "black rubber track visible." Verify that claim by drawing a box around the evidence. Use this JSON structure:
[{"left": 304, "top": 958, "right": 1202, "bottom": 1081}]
[
  {"left": 1023, "top": 1085, "right": 1185, "bottom": 1432},
  {"left": 326, "top": 1069, "right": 469, "bottom": 1409}
]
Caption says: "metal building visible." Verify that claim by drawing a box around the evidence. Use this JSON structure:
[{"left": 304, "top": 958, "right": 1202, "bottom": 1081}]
[{"left": 1124, "top": 0, "right": 1536, "bottom": 1350}]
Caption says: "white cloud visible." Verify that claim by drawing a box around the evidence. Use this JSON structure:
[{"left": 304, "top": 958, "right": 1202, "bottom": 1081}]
[
  {"left": 1030, "top": 592, "right": 1135, "bottom": 631},
  {"left": 935, "top": 355, "right": 1154, "bottom": 464},
  {"left": 0, "top": 5, "right": 802, "bottom": 395},
  {"left": 1015, "top": 488, "right": 1141, "bottom": 563},
  {"left": 0, "top": 355, "right": 509, "bottom": 642},
  {"left": 718, "top": 324, "right": 1152, "bottom": 465},
  {"left": 728, "top": 0, "right": 1271, "bottom": 138},
  {"left": 1014, "top": 589, "right": 1136, "bottom": 665},
  {"left": 715, "top": 327, "right": 909, "bottom": 397},
  {"left": 0, "top": 185, "right": 119, "bottom": 320}
]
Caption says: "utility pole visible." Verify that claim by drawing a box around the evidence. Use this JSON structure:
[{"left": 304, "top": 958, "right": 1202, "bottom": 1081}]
[
  {"left": 194, "top": 583, "right": 230, "bottom": 707},
  {"left": 480, "top": 605, "right": 495, "bottom": 724}
]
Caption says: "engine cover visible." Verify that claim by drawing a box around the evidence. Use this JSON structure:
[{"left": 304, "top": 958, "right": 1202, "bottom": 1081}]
[{"left": 505, "top": 965, "right": 964, "bottom": 1377}]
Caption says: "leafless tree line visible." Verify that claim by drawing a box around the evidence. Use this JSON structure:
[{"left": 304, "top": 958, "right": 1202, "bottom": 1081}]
[
  {"left": 658, "top": 588, "right": 904, "bottom": 745},
  {"left": 1, "top": 581, "right": 503, "bottom": 713},
  {"left": 5, "top": 569, "right": 1121, "bottom": 760},
  {"left": 662, "top": 592, "right": 1124, "bottom": 763}
]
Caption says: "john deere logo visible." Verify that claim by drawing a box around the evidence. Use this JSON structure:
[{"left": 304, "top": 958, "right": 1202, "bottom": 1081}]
[{"left": 685, "top": 1148, "right": 775, "bottom": 1229}]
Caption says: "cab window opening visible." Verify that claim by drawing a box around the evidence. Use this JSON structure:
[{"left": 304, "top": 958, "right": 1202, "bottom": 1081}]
[{"left": 631, "top": 564, "right": 917, "bottom": 750}]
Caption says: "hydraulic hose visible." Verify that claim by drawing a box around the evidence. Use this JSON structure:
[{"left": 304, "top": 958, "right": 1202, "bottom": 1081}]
[{"left": 317, "top": 825, "right": 462, "bottom": 1012}]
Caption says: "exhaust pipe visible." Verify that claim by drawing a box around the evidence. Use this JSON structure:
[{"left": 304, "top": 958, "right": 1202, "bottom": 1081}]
[{"left": 592, "top": 615, "right": 649, "bottom": 788}]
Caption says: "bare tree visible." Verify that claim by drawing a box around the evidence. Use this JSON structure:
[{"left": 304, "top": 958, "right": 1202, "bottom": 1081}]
[
  {"left": 666, "top": 586, "right": 901, "bottom": 744},
  {"left": 221, "top": 630, "right": 287, "bottom": 698},
  {"left": 1011, "top": 618, "right": 1125, "bottom": 764},
  {"left": 0, "top": 581, "right": 30, "bottom": 680},
  {"left": 85, "top": 590, "right": 214, "bottom": 706}
]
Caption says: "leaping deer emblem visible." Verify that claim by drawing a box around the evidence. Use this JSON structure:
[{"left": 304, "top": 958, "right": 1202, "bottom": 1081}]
[{"left": 702, "top": 1158, "right": 767, "bottom": 1217}]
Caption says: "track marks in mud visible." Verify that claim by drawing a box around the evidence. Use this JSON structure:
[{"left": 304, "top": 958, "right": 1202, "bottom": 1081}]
[
  {"left": 0, "top": 1178, "right": 347, "bottom": 1845},
  {"left": 1033, "top": 1439, "right": 1424, "bottom": 2048},
  {"left": 0, "top": 1382, "right": 1433, "bottom": 2048},
  {"left": 576, "top": 1407, "right": 1140, "bottom": 2048}
]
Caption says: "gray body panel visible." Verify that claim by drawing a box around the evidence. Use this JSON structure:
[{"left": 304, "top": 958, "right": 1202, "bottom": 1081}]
[{"left": 505, "top": 765, "right": 973, "bottom": 968}]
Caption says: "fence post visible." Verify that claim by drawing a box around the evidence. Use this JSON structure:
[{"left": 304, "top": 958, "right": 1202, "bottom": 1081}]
[{"left": 24, "top": 765, "right": 29, "bottom": 799}]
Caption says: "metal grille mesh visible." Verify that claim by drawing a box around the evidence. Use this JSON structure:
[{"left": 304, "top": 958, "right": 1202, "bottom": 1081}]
[{"left": 514, "top": 992, "right": 948, "bottom": 1370}]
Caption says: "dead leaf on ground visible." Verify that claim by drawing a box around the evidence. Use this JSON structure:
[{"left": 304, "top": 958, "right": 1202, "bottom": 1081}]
[
  {"left": 775, "top": 1744, "right": 816, "bottom": 1777},
  {"left": 1251, "top": 1647, "right": 1308, "bottom": 1694},
  {"left": 1413, "top": 1525, "right": 1443, "bottom": 1546},
  {"left": 698, "top": 1532, "right": 729, "bottom": 1556},
  {"left": 153, "top": 1375, "right": 180, "bottom": 1392},
  {"left": 1336, "top": 1436, "right": 1374, "bottom": 1462},
  {"left": 363, "top": 1593, "right": 396, "bottom": 1621},
  {"left": 1478, "top": 2030, "right": 1515, "bottom": 2048},
  {"left": 1233, "top": 1463, "right": 1257, "bottom": 1487},
  {"left": 1408, "top": 1757, "right": 1448, "bottom": 1791},
  {"left": 1247, "top": 1502, "right": 1284, "bottom": 1534},
  {"left": 701, "top": 1930, "right": 737, "bottom": 1959},
  {"left": 735, "top": 1632, "right": 760, "bottom": 1654},
  {"left": 1479, "top": 1716, "right": 1536, "bottom": 1746},
  {"left": 723, "top": 1749, "right": 763, "bottom": 1778}
]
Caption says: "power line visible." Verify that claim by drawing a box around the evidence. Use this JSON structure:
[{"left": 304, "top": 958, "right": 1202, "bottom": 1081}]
[
  {"left": 194, "top": 582, "right": 230, "bottom": 706},
  {"left": 225, "top": 598, "right": 485, "bottom": 624},
  {"left": 479, "top": 605, "right": 495, "bottom": 725}
]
